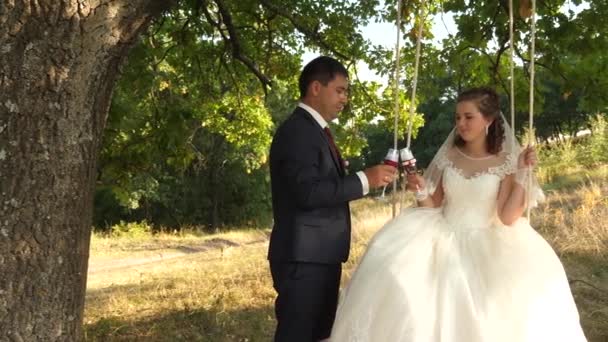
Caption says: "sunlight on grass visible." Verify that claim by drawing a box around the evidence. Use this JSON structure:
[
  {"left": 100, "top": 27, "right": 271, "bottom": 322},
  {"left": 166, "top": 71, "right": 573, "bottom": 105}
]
[
  {"left": 86, "top": 242, "right": 275, "bottom": 341},
  {"left": 85, "top": 171, "right": 608, "bottom": 341},
  {"left": 90, "top": 228, "right": 269, "bottom": 258}
]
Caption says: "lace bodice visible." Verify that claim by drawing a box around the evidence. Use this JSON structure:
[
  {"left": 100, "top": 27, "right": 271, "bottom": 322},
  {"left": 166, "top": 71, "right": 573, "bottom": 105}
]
[
  {"left": 430, "top": 147, "right": 517, "bottom": 228},
  {"left": 434, "top": 147, "right": 517, "bottom": 179},
  {"left": 441, "top": 166, "right": 503, "bottom": 228}
]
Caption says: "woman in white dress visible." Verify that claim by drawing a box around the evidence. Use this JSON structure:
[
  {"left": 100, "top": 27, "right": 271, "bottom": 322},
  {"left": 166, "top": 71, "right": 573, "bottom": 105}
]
[{"left": 329, "top": 87, "right": 587, "bottom": 342}]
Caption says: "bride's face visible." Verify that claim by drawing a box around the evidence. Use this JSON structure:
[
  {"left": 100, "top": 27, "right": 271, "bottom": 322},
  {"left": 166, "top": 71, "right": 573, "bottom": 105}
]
[{"left": 455, "top": 100, "right": 493, "bottom": 143}]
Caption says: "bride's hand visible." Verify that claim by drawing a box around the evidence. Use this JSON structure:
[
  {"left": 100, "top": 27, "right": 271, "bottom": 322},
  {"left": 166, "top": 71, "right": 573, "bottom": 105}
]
[
  {"left": 518, "top": 145, "right": 538, "bottom": 169},
  {"left": 406, "top": 173, "right": 425, "bottom": 192}
]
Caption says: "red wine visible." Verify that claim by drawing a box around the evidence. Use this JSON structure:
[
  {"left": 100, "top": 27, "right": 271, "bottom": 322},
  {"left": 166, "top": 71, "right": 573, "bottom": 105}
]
[
  {"left": 384, "top": 159, "right": 399, "bottom": 168},
  {"left": 383, "top": 148, "right": 399, "bottom": 168}
]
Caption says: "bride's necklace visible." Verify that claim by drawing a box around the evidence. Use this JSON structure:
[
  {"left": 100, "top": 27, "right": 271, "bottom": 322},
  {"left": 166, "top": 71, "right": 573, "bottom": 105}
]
[{"left": 455, "top": 147, "right": 494, "bottom": 160}]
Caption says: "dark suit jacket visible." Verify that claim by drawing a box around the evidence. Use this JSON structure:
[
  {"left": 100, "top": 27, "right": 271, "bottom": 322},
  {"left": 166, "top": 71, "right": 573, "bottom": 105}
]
[{"left": 268, "top": 106, "right": 364, "bottom": 264}]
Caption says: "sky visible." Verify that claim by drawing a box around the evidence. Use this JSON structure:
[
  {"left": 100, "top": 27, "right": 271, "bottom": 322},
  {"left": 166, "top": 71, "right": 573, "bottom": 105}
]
[{"left": 301, "top": 12, "right": 455, "bottom": 84}]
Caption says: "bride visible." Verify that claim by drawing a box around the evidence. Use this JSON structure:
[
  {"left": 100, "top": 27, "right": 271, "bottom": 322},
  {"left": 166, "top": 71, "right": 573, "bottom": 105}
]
[{"left": 329, "top": 87, "right": 587, "bottom": 341}]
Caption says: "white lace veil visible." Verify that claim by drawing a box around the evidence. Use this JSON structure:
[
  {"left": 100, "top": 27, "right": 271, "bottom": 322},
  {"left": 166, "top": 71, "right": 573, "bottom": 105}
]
[{"left": 422, "top": 112, "right": 545, "bottom": 208}]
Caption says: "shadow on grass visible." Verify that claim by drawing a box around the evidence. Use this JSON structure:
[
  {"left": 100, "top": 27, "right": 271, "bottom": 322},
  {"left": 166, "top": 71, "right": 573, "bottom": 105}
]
[
  {"left": 85, "top": 260, "right": 608, "bottom": 342},
  {"left": 559, "top": 252, "right": 608, "bottom": 342},
  {"left": 85, "top": 304, "right": 274, "bottom": 342}
]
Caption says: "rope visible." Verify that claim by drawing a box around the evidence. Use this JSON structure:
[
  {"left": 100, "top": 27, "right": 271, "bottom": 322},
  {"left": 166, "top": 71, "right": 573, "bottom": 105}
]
[
  {"left": 390, "top": 0, "right": 404, "bottom": 218},
  {"left": 406, "top": 2, "right": 425, "bottom": 149},
  {"left": 390, "top": 1, "right": 425, "bottom": 217},
  {"left": 392, "top": 0, "right": 403, "bottom": 153},
  {"left": 402, "top": 2, "right": 425, "bottom": 216},
  {"left": 509, "top": 0, "right": 515, "bottom": 129},
  {"left": 526, "top": 0, "right": 536, "bottom": 220}
]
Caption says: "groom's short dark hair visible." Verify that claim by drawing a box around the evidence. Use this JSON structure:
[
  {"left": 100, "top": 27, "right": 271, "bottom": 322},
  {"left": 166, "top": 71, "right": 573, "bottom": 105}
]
[{"left": 299, "top": 56, "right": 349, "bottom": 98}]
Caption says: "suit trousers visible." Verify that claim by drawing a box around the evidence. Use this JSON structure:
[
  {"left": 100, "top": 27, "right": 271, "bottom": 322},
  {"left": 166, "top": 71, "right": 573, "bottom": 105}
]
[{"left": 270, "top": 261, "right": 342, "bottom": 342}]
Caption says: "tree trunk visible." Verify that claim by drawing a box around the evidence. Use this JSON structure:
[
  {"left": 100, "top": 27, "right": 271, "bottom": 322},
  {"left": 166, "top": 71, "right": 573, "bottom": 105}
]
[{"left": 0, "top": 1, "right": 172, "bottom": 340}]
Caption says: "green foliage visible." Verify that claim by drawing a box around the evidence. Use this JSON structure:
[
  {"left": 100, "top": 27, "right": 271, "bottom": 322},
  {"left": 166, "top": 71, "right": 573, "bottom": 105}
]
[
  {"left": 538, "top": 139, "right": 579, "bottom": 184},
  {"left": 94, "top": 0, "right": 608, "bottom": 231},
  {"left": 335, "top": 77, "right": 425, "bottom": 164},
  {"left": 538, "top": 113, "right": 608, "bottom": 185},
  {"left": 410, "top": 98, "right": 456, "bottom": 167},
  {"left": 579, "top": 114, "right": 608, "bottom": 165},
  {"left": 110, "top": 220, "right": 152, "bottom": 238},
  {"left": 95, "top": 0, "right": 380, "bottom": 231},
  {"left": 200, "top": 95, "right": 273, "bottom": 171}
]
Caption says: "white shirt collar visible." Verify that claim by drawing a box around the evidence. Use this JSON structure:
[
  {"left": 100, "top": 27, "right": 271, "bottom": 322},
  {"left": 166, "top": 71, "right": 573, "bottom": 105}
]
[{"left": 298, "top": 102, "right": 328, "bottom": 129}]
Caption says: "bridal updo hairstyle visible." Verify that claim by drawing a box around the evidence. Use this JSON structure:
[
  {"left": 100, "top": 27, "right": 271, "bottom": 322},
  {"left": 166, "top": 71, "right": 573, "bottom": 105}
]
[{"left": 455, "top": 87, "right": 506, "bottom": 154}]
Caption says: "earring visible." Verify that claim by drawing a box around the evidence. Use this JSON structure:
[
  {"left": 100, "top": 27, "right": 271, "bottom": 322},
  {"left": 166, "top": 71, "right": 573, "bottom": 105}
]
[{"left": 485, "top": 125, "right": 489, "bottom": 135}]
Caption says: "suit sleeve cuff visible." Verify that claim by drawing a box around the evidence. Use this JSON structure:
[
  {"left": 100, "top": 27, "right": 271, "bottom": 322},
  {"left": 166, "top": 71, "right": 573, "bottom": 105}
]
[{"left": 356, "top": 171, "right": 369, "bottom": 195}]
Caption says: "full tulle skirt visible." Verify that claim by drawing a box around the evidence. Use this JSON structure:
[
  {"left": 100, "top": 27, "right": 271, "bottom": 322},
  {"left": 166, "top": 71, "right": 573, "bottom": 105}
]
[{"left": 330, "top": 207, "right": 587, "bottom": 342}]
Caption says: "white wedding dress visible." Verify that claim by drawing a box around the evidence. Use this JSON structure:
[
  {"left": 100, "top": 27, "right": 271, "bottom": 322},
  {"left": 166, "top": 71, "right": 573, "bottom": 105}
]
[{"left": 330, "top": 149, "right": 587, "bottom": 342}]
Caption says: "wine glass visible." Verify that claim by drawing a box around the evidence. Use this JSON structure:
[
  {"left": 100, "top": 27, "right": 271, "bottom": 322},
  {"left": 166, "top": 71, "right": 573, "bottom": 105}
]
[
  {"left": 399, "top": 148, "right": 418, "bottom": 175},
  {"left": 400, "top": 147, "right": 424, "bottom": 196},
  {"left": 377, "top": 148, "right": 399, "bottom": 201}
]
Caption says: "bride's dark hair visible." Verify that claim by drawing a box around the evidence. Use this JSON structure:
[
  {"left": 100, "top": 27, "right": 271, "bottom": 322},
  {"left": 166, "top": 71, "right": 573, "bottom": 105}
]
[{"left": 454, "top": 87, "right": 505, "bottom": 154}]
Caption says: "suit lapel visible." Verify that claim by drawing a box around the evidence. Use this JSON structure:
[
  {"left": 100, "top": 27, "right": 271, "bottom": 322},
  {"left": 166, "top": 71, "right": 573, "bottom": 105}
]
[
  {"left": 296, "top": 108, "right": 344, "bottom": 176},
  {"left": 319, "top": 128, "right": 345, "bottom": 176}
]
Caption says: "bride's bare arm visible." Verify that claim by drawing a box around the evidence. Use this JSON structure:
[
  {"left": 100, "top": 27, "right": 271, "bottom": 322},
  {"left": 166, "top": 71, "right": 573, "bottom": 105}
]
[
  {"left": 496, "top": 174, "right": 527, "bottom": 225},
  {"left": 497, "top": 146, "right": 537, "bottom": 225},
  {"left": 406, "top": 174, "right": 444, "bottom": 208},
  {"left": 424, "top": 179, "right": 444, "bottom": 208}
]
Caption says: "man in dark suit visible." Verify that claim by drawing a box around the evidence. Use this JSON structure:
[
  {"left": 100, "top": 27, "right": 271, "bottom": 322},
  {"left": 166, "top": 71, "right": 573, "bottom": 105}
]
[{"left": 268, "top": 56, "right": 397, "bottom": 342}]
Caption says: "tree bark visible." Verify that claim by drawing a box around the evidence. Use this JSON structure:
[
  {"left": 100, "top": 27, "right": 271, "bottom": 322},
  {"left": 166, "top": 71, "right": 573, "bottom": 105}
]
[{"left": 0, "top": 1, "right": 172, "bottom": 340}]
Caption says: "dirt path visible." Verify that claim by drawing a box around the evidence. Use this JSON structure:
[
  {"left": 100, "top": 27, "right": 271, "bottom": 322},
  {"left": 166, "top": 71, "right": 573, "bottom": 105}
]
[{"left": 87, "top": 237, "right": 267, "bottom": 274}]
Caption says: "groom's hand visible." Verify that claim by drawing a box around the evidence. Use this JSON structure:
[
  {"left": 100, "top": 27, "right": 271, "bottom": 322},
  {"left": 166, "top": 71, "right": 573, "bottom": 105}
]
[{"left": 364, "top": 164, "right": 397, "bottom": 189}]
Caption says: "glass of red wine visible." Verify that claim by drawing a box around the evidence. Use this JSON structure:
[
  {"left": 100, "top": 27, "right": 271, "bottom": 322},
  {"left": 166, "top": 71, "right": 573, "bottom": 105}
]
[
  {"left": 399, "top": 148, "right": 417, "bottom": 175},
  {"left": 400, "top": 147, "right": 424, "bottom": 196},
  {"left": 377, "top": 148, "right": 399, "bottom": 201}
]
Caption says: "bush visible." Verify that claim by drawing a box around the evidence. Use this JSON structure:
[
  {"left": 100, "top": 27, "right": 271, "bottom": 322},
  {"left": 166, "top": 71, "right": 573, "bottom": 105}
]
[
  {"left": 581, "top": 114, "right": 608, "bottom": 165},
  {"left": 537, "top": 113, "right": 607, "bottom": 185},
  {"left": 110, "top": 220, "right": 152, "bottom": 238}
]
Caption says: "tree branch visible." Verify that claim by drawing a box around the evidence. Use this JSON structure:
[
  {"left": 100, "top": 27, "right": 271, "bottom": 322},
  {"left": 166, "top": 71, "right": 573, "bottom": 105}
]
[
  {"left": 258, "top": 0, "right": 351, "bottom": 63},
  {"left": 351, "top": 64, "right": 389, "bottom": 116},
  {"left": 212, "top": 0, "right": 272, "bottom": 91},
  {"left": 513, "top": 43, "right": 569, "bottom": 83}
]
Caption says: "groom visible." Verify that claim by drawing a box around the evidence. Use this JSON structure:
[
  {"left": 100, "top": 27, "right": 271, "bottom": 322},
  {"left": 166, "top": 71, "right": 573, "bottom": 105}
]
[{"left": 268, "top": 56, "right": 396, "bottom": 342}]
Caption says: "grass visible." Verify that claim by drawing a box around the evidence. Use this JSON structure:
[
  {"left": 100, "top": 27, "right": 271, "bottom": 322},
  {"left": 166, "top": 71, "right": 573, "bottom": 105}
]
[
  {"left": 84, "top": 170, "right": 608, "bottom": 342},
  {"left": 538, "top": 164, "right": 608, "bottom": 191},
  {"left": 89, "top": 228, "right": 268, "bottom": 260},
  {"left": 532, "top": 172, "right": 608, "bottom": 340},
  {"left": 85, "top": 240, "right": 275, "bottom": 341}
]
